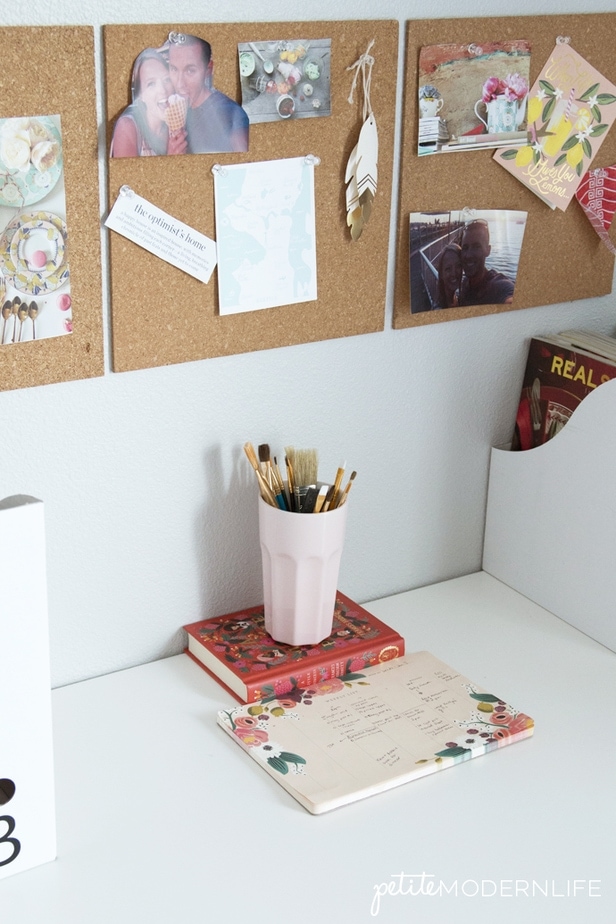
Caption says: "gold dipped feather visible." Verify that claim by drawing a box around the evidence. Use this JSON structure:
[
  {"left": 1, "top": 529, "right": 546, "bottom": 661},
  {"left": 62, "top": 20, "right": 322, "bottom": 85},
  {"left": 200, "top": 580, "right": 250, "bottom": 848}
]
[
  {"left": 345, "top": 40, "right": 378, "bottom": 241},
  {"left": 345, "top": 114, "right": 378, "bottom": 240}
]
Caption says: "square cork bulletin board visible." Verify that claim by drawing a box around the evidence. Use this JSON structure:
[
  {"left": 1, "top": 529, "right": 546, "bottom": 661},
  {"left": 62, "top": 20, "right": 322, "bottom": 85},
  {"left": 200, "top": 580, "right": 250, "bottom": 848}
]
[
  {"left": 395, "top": 14, "right": 616, "bottom": 329},
  {"left": 103, "top": 21, "right": 398, "bottom": 373},
  {"left": 0, "top": 26, "right": 103, "bottom": 392}
]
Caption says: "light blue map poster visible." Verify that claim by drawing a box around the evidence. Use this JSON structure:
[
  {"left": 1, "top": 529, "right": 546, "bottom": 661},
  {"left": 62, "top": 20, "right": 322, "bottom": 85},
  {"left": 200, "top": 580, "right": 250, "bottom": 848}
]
[{"left": 213, "top": 156, "right": 317, "bottom": 314}]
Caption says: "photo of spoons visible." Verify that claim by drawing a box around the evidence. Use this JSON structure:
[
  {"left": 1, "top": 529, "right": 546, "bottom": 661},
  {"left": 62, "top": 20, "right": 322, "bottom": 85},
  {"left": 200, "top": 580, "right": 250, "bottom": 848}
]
[
  {"left": 28, "top": 301, "right": 39, "bottom": 340},
  {"left": 1, "top": 301, "right": 11, "bottom": 344},
  {"left": 17, "top": 303, "right": 29, "bottom": 341},
  {"left": 11, "top": 297, "right": 20, "bottom": 342}
]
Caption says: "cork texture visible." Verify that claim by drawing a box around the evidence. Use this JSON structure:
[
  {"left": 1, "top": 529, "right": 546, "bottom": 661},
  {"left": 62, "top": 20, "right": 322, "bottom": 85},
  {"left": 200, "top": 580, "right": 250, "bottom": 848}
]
[
  {"left": 104, "top": 21, "right": 398, "bottom": 372},
  {"left": 0, "top": 26, "right": 103, "bottom": 391},
  {"left": 395, "top": 14, "right": 616, "bottom": 328}
]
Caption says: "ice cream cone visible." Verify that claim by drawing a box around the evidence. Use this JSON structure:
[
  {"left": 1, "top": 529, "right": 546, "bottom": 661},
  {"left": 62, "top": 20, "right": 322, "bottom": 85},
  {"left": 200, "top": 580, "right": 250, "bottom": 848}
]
[{"left": 164, "top": 94, "right": 188, "bottom": 133}]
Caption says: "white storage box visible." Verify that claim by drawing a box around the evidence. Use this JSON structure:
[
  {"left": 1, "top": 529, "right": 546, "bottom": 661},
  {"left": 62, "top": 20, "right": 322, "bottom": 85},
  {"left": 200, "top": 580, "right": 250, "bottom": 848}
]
[{"left": 0, "top": 496, "right": 56, "bottom": 877}]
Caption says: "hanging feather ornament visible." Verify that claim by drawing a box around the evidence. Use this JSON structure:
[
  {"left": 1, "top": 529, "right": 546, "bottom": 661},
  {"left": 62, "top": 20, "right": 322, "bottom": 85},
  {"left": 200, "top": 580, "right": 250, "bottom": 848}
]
[{"left": 345, "top": 40, "right": 378, "bottom": 241}]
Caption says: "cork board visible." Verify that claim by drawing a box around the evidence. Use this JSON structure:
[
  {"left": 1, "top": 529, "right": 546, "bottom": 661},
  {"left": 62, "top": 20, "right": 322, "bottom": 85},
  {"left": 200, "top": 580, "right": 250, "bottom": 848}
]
[
  {"left": 0, "top": 26, "right": 103, "bottom": 392},
  {"left": 394, "top": 14, "right": 616, "bottom": 329},
  {"left": 103, "top": 21, "right": 398, "bottom": 373}
]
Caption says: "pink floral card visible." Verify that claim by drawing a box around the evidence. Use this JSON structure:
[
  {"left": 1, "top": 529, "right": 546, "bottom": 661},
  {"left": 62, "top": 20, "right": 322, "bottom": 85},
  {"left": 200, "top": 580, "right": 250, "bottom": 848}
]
[{"left": 495, "top": 42, "right": 616, "bottom": 210}]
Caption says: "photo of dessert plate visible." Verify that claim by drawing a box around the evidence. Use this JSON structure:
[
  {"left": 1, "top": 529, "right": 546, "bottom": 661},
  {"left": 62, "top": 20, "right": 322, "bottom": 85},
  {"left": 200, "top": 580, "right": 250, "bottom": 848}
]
[
  {"left": 10, "top": 218, "right": 65, "bottom": 280},
  {"left": 0, "top": 116, "right": 63, "bottom": 209},
  {"left": 0, "top": 210, "right": 68, "bottom": 295},
  {"left": 0, "top": 213, "right": 28, "bottom": 277}
]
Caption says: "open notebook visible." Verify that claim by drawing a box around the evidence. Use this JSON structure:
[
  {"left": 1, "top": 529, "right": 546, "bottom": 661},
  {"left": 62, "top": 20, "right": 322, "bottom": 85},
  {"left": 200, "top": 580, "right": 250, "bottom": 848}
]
[{"left": 217, "top": 651, "right": 534, "bottom": 814}]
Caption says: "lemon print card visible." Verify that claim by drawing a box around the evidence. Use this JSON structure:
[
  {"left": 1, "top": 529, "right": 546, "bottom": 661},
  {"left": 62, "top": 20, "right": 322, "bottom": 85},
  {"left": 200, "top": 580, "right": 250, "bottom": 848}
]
[{"left": 495, "top": 42, "right": 616, "bottom": 211}]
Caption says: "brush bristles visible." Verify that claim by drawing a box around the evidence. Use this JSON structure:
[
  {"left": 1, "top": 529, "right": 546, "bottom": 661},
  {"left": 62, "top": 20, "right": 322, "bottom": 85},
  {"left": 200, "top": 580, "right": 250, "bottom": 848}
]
[{"left": 288, "top": 447, "right": 318, "bottom": 487}]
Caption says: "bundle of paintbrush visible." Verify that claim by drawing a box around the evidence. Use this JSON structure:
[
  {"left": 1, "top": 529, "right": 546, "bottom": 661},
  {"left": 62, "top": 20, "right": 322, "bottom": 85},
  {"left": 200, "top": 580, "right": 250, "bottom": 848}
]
[{"left": 243, "top": 442, "right": 356, "bottom": 513}]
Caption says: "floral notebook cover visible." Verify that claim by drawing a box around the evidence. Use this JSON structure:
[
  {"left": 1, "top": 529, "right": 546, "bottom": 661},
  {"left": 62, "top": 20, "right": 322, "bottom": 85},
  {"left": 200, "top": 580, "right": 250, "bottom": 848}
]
[
  {"left": 217, "top": 651, "right": 534, "bottom": 814},
  {"left": 495, "top": 42, "right": 616, "bottom": 210}
]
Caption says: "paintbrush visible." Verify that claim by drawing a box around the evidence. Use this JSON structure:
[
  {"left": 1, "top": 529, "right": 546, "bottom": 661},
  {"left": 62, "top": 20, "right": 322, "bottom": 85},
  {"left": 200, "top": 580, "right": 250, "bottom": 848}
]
[
  {"left": 321, "top": 483, "right": 336, "bottom": 512},
  {"left": 329, "top": 462, "right": 346, "bottom": 509},
  {"left": 285, "top": 453, "right": 297, "bottom": 511},
  {"left": 244, "top": 442, "right": 278, "bottom": 507},
  {"left": 287, "top": 447, "right": 319, "bottom": 510},
  {"left": 258, "top": 443, "right": 275, "bottom": 490},
  {"left": 286, "top": 447, "right": 318, "bottom": 488},
  {"left": 301, "top": 485, "right": 320, "bottom": 513},
  {"left": 296, "top": 448, "right": 318, "bottom": 487},
  {"left": 273, "top": 457, "right": 290, "bottom": 509},
  {"left": 336, "top": 471, "right": 357, "bottom": 507},
  {"left": 258, "top": 444, "right": 289, "bottom": 510},
  {"left": 313, "top": 484, "right": 329, "bottom": 513}
]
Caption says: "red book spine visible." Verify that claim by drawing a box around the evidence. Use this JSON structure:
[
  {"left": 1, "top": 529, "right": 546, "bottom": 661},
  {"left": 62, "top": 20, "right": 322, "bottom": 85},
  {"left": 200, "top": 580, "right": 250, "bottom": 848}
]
[
  {"left": 184, "top": 593, "right": 405, "bottom": 704},
  {"left": 243, "top": 635, "right": 405, "bottom": 703}
]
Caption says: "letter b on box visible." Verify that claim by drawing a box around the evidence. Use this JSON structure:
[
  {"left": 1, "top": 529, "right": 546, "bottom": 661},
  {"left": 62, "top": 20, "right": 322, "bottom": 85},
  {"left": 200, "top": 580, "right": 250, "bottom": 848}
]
[{"left": 0, "top": 496, "right": 56, "bottom": 878}]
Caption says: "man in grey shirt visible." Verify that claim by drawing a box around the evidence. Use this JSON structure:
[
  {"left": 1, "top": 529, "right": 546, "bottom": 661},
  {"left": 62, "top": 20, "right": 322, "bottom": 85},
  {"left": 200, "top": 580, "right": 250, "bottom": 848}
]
[{"left": 167, "top": 35, "right": 249, "bottom": 154}]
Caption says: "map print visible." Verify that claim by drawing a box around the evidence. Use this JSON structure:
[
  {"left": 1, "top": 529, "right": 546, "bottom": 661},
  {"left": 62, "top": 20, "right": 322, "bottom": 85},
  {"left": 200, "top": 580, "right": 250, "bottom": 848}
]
[{"left": 213, "top": 156, "right": 317, "bottom": 314}]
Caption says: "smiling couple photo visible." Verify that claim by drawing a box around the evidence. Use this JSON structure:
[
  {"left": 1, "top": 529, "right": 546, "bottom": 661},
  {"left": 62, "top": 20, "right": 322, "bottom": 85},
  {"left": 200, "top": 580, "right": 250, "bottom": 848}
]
[{"left": 110, "top": 32, "right": 249, "bottom": 158}]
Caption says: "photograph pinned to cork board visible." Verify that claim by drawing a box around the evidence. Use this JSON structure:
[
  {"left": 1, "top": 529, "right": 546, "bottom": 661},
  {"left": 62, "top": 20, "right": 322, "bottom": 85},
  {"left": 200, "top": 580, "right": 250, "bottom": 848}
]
[
  {"left": 394, "top": 14, "right": 616, "bottom": 331},
  {"left": 0, "top": 26, "right": 103, "bottom": 392},
  {"left": 103, "top": 21, "right": 398, "bottom": 374}
]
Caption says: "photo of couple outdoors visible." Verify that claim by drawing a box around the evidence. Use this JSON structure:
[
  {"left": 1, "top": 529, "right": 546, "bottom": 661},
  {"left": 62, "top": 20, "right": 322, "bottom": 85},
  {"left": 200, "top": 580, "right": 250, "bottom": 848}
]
[
  {"left": 110, "top": 33, "right": 249, "bottom": 158},
  {"left": 410, "top": 209, "right": 527, "bottom": 312}
]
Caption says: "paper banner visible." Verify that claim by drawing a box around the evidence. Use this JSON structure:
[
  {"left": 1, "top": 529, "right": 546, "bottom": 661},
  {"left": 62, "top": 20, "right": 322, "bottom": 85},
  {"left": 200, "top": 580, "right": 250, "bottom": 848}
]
[{"left": 576, "top": 166, "right": 616, "bottom": 254}]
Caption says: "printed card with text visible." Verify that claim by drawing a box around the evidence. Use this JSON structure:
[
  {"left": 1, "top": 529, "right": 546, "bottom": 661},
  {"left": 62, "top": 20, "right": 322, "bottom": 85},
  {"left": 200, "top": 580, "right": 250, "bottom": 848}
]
[
  {"left": 105, "top": 188, "right": 216, "bottom": 284},
  {"left": 495, "top": 42, "right": 616, "bottom": 210}
]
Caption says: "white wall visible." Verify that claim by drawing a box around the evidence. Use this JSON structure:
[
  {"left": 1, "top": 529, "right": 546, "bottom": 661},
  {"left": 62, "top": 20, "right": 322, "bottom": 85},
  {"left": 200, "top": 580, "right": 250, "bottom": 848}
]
[{"left": 1, "top": 0, "right": 614, "bottom": 687}]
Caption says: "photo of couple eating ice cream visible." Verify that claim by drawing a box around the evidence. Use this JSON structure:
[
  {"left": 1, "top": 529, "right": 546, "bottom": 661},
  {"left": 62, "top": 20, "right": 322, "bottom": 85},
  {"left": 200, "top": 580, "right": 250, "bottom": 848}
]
[{"left": 110, "top": 33, "right": 249, "bottom": 157}]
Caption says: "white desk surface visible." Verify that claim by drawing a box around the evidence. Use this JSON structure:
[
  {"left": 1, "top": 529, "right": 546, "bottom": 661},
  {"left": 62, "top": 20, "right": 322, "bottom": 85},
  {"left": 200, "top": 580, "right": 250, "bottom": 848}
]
[{"left": 1, "top": 572, "right": 614, "bottom": 924}]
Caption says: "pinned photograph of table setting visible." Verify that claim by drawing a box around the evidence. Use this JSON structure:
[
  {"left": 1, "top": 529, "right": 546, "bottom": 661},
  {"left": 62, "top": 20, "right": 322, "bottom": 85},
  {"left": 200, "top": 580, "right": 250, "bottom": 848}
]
[
  {"left": 238, "top": 38, "right": 331, "bottom": 123},
  {"left": 0, "top": 115, "right": 72, "bottom": 346}
]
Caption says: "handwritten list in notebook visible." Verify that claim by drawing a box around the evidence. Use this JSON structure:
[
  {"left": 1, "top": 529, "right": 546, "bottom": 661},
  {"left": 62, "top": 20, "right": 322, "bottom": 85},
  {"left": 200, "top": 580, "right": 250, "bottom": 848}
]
[{"left": 218, "top": 651, "right": 534, "bottom": 814}]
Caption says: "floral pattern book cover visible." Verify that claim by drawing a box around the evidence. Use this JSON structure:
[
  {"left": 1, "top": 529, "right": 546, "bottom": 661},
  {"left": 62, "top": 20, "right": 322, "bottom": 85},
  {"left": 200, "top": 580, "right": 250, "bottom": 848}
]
[
  {"left": 185, "top": 592, "right": 404, "bottom": 703},
  {"left": 217, "top": 651, "right": 534, "bottom": 814}
]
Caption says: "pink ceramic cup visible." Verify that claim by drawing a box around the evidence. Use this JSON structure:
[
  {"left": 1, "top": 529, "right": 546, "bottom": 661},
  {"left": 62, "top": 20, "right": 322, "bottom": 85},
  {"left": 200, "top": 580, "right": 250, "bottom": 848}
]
[{"left": 258, "top": 495, "right": 348, "bottom": 645}]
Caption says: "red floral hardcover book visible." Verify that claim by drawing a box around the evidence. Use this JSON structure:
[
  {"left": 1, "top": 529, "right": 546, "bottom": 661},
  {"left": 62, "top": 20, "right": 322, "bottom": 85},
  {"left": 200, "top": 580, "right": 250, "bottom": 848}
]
[
  {"left": 512, "top": 335, "right": 616, "bottom": 450},
  {"left": 184, "top": 592, "right": 405, "bottom": 703}
]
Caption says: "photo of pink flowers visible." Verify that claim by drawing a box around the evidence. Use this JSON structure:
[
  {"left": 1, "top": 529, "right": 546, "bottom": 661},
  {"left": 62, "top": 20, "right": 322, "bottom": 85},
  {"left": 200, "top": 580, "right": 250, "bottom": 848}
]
[{"left": 417, "top": 40, "right": 531, "bottom": 155}]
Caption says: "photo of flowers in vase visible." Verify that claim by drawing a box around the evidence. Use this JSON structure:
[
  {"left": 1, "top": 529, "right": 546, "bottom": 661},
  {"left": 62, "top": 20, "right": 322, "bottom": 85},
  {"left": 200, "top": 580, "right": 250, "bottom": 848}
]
[{"left": 417, "top": 40, "right": 531, "bottom": 155}]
